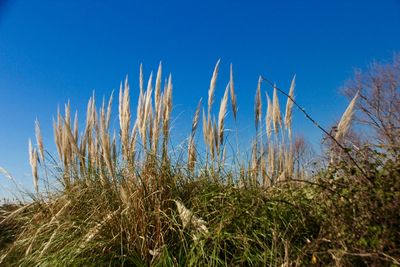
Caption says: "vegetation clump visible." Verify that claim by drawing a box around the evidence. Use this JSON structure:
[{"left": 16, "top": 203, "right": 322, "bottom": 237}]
[{"left": 1, "top": 56, "right": 399, "bottom": 266}]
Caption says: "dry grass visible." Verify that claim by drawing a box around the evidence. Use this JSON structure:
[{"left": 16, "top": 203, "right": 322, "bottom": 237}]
[
  {"left": 3, "top": 60, "right": 387, "bottom": 266},
  {"left": 26, "top": 60, "right": 306, "bottom": 209},
  {"left": 23, "top": 62, "right": 303, "bottom": 259}
]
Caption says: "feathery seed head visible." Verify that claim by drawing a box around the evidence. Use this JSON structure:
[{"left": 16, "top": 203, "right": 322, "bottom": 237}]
[
  {"left": 229, "top": 63, "right": 237, "bottom": 120},
  {"left": 284, "top": 75, "right": 296, "bottom": 139},
  {"left": 35, "top": 119, "right": 44, "bottom": 162},
  {"left": 335, "top": 91, "right": 359, "bottom": 140},
  {"left": 202, "top": 108, "right": 209, "bottom": 150},
  {"left": 174, "top": 200, "right": 208, "bottom": 235},
  {"left": 139, "top": 63, "right": 144, "bottom": 95},
  {"left": 29, "top": 139, "right": 39, "bottom": 193},
  {"left": 155, "top": 62, "right": 162, "bottom": 114},
  {"left": 208, "top": 59, "right": 220, "bottom": 116},
  {"left": 191, "top": 99, "right": 202, "bottom": 136},
  {"left": 265, "top": 92, "right": 273, "bottom": 139},
  {"left": 218, "top": 85, "right": 229, "bottom": 146},
  {"left": 272, "top": 85, "right": 282, "bottom": 133},
  {"left": 255, "top": 76, "right": 262, "bottom": 130}
]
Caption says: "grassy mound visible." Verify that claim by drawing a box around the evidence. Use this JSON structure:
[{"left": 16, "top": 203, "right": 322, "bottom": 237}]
[{"left": 1, "top": 62, "right": 399, "bottom": 266}]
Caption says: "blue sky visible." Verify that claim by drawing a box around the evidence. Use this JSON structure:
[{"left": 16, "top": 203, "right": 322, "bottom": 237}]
[{"left": 0, "top": 0, "right": 399, "bottom": 197}]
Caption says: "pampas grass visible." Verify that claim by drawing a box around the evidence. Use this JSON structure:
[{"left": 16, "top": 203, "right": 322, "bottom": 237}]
[
  {"left": 229, "top": 64, "right": 237, "bottom": 120},
  {"left": 28, "top": 139, "right": 38, "bottom": 193},
  {"left": 272, "top": 84, "right": 282, "bottom": 134},
  {"left": 335, "top": 91, "right": 359, "bottom": 140},
  {"left": 188, "top": 99, "right": 202, "bottom": 171},
  {"left": 119, "top": 77, "right": 131, "bottom": 161},
  {"left": 25, "top": 60, "right": 335, "bottom": 194},
  {"left": 208, "top": 59, "right": 220, "bottom": 117},
  {"left": 174, "top": 200, "right": 208, "bottom": 236},
  {"left": 34, "top": 119, "right": 44, "bottom": 162},
  {"left": 1, "top": 60, "right": 375, "bottom": 267},
  {"left": 255, "top": 76, "right": 262, "bottom": 130},
  {"left": 266, "top": 92, "right": 273, "bottom": 140},
  {"left": 217, "top": 84, "right": 229, "bottom": 151},
  {"left": 284, "top": 75, "right": 296, "bottom": 140}
]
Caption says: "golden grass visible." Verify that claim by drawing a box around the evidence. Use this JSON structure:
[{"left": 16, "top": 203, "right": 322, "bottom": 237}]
[
  {"left": 45, "top": 62, "right": 298, "bottom": 192},
  {"left": 27, "top": 60, "right": 360, "bottom": 194}
]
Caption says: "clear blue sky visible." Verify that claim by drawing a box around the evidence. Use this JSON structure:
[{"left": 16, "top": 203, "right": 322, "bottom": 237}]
[{"left": 0, "top": 0, "right": 399, "bottom": 197}]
